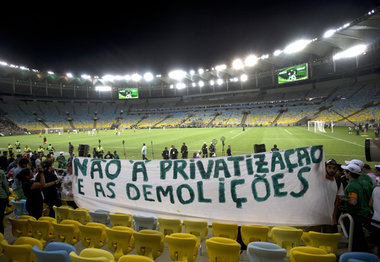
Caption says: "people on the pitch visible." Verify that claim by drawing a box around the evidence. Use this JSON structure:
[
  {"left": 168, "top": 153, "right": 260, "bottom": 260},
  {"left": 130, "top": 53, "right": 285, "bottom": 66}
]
[{"left": 181, "top": 143, "right": 188, "bottom": 159}]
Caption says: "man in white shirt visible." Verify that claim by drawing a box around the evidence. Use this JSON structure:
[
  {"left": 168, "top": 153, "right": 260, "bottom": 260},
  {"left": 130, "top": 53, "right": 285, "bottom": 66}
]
[{"left": 141, "top": 143, "right": 148, "bottom": 160}]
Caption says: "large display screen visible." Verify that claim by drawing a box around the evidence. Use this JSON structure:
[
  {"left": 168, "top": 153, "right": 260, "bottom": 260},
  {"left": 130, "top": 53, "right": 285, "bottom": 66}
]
[
  {"left": 118, "top": 88, "right": 139, "bottom": 99},
  {"left": 278, "top": 63, "right": 308, "bottom": 84}
]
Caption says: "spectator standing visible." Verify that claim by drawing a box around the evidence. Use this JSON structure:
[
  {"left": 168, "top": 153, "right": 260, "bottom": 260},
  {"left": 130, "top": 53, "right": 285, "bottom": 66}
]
[
  {"left": 35, "top": 161, "right": 61, "bottom": 218},
  {"left": 12, "top": 158, "right": 29, "bottom": 200},
  {"left": 61, "top": 162, "right": 77, "bottom": 209},
  {"left": 17, "top": 168, "right": 46, "bottom": 219},
  {"left": 0, "top": 167, "right": 9, "bottom": 234},
  {"left": 340, "top": 163, "right": 372, "bottom": 252}
]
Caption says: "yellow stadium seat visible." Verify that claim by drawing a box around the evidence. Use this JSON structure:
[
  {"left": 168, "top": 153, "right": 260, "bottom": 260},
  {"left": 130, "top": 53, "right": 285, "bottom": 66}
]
[
  {"left": 157, "top": 217, "right": 182, "bottom": 236},
  {"left": 240, "top": 225, "right": 270, "bottom": 245},
  {"left": 212, "top": 222, "right": 238, "bottom": 240},
  {"left": 165, "top": 232, "right": 199, "bottom": 262},
  {"left": 106, "top": 226, "right": 135, "bottom": 260},
  {"left": 133, "top": 229, "right": 164, "bottom": 259},
  {"left": 206, "top": 236, "right": 240, "bottom": 262},
  {"left": 79, "top": 222, "right": 107, "bottom": 248},
  {"left": 109, "top": 212, "right": 133, "bottom": 227}
]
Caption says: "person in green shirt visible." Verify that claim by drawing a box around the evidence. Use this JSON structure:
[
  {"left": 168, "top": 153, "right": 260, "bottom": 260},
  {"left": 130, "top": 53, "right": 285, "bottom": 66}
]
[
  {"left": 340, "top": 163, "right": 371, "bottom": 252},
  {"left": 56, "top": 152, "right": 66, "bottom": 169},
  {"left": 113, "top": 151, "right": 120, "bottom": 159}
]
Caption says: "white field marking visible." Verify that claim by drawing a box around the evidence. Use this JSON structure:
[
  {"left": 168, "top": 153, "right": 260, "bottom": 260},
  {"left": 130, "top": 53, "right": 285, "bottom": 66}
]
[
  {"left": 316, "top": 132, "right": 364, "bottom": 148},
  {"left": 284, "top": 129, "right": 293, "bottom": 135},
  {"left": 231, "top": 131, "right": 245, "bottom": 139}
]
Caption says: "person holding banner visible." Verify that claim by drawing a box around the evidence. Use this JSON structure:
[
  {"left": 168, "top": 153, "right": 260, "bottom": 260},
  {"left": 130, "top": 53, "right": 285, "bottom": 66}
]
[{"left": 340, "top": 163, "right": 372, "bottom": 252}]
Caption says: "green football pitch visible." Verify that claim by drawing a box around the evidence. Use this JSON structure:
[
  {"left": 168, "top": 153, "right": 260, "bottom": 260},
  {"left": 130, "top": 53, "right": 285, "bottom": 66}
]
[{"left": 0, "top": 126, "right": 378, "bottom": 166}]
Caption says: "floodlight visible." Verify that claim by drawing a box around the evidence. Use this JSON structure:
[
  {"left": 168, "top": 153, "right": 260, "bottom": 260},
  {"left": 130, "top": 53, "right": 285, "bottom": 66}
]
[
  {"left": 131, "top": 73, "right": 142, "bottom": 82},
  {"left": 143, "top": 72, "right": 154, "bottom": 82},
  {"left": 81, "top": 74, "right": 91, "bottom": 80},
  {"left": 170, "top": 84, "right": 174, "bottom": 89},
  {"left": 216, "top": 78, "right": 223, "bottom": 86},
  {"left": 48, "top": 71, "right": 54, "bottom": 75},
  {"left": 333, "top": 44, "right": 367, "bottom": 60},
  {"left": 124, "top": 75, "right": 131, "bottom": 81},
  {"left": 273, "top": 50, "right": 282, "bottom": 56},
  {"left": 198, "top": 68, "right": 204, "bottom": 75},
  {"left": 232, "top": 59, "right": 244, "bottom": 70},
  {"left": 284, "top": 39, "right": 312, "bottom": 54},
  {"left": 66, "top": 73, "right": 73, "bottom": 78},
  {"left": 343, "top": 23, "right": 350, "bottom": 28},
  {"left": 192, "top": 82, "right": 197, "bottom": 87},
  {"left": 95, "top": 85, "right": 112, "bottom": 92},
  {"left": 244, "top": 55, "right": 258, "bottom": 67},
  {"left": 323, "top": 29, "right": 336, "bottom": 38},
  {"left": 0, "top": 61, "right": 8, "bottom": 66},
  {"left": 215, "top": 64, "right": 226, "bottom": 71},
  {"left": 189, "top": 70, "right": 195, "bottom": 75},
  {"left": 198, "top": 80, "right": 204, "bottom": 87},
  {"left": 210, "top": 80, "right": 215, "bottom": 86},
  {"left": 240, "top": 74, "right": 248, "bottom": 82},
  {"left": 169, "top": 70, "right": 186, "bottom": 80},
  {"left": 176, "top": 83, "right": 186, "bottom": 89},
  {"left": 260, "top": 54, "right": 269, "bottom": 59}
]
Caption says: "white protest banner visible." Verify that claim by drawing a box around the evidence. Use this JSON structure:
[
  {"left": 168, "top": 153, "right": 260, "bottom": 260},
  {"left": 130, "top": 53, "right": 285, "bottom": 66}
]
[{"left": 72, "top": 145, "right": 334, "bottom": 226}]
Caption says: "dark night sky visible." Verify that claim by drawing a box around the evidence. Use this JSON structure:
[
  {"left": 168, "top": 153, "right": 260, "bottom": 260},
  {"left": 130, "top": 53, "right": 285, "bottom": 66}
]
[{"left": 0, "top": 0, "right": 378, "bottom": 76}]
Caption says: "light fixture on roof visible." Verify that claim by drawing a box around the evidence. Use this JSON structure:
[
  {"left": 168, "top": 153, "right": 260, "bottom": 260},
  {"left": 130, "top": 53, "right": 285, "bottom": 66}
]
[
  {"left": 189, "top": 70, "right": 195, "bottom": 75},
  {"left": 333, "top": 44, "right": 367, "bottom": 60},
  {"left": 216, "top": 78, "right": 224, "bottom": 86},
  {"left": 260, "top": 54, "right": 269, "bottom": 59},
  {"left": 48, "top": 71, "right": 54, "bottom": 75},
  {"left": 198, "top": 80, "right": 204, "bottom": 87},
  {"left": 283, "top": 39, "right": 312, "bottom": 54},
  {"left": 210, "top": 80, "right": 215, "bottom": 86},
  {"left": 198, "top": 68, "right": 204, "bottom": 75},
  {"left": 240, "top": 74, "right": 248, "bottom": 82},
  {"left": 176, "top": 83, "right": 186, "bottom": 89},
  {"left": 169, "top": 70, "right": 186, "bottom": 80},
  {"left": 232, "top": 58, "right": 244, "bottom": 70},
  {"left": 95, "top": 85, "right": 112, "bottom": 92},
  {"left": 244, "top": 55, "right": 258, "bottom": 67},
  {"left": 323, "top": 29, "right": 336, "bottom": 38},
  {"left": 66, "top": 73, "right": 73, "bottom": 78},
  {"left": 81, "top": 74, "right": 91, "bottom": 80},
  {"left": 131, "top": 73, "right": 142, "bottom": 82},
  {"left": 273, "top": 50, "right": 282, "bottom": 56},
  {"left": 143, "top": 72, "right": 154, "bottom": 82},
  {"left": 0, "top": 61, "right": 8, "bottom": 66},
  {"left": 215, "top": 64, "right": 227, "bottom": 71}
]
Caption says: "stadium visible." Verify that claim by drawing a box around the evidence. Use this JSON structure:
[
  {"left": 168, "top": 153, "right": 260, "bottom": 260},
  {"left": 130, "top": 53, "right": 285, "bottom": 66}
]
[{"left": 0, "top": 3, "right": 380, "bottom": 262}]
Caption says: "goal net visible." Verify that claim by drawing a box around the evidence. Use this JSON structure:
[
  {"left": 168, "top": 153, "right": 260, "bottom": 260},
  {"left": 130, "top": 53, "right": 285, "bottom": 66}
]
[
  {"left": 307, "top": 121, "right": 326, "bottom": 133},
  {"left": 44, "top": 128, "right": 64, "bottom": 134}
]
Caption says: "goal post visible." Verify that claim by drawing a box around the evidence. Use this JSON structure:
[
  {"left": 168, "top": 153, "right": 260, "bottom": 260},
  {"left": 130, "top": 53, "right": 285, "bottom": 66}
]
[
  {"left": 307, "top": 121, "right": 327, "bottom": 133},
  {"left": 44, "top": 128, "right": 64, "bottom": 134}
]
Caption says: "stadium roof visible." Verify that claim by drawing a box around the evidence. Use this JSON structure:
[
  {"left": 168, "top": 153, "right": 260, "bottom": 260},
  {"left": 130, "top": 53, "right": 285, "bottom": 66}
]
[{"left": 0, "top": 6, "right": 379, "bottom": 90}]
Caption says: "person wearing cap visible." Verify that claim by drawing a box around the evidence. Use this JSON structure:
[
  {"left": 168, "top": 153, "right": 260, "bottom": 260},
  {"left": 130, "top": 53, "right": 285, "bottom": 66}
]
[
  {"left": 340, "top": 163, "right": 372, "bottom": 252},
  {"left": 363, "top": 163, "right": 378, "bottom": 187},
  {"left": 345, "top": 159, "right": 374, "bottom": 210}
]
